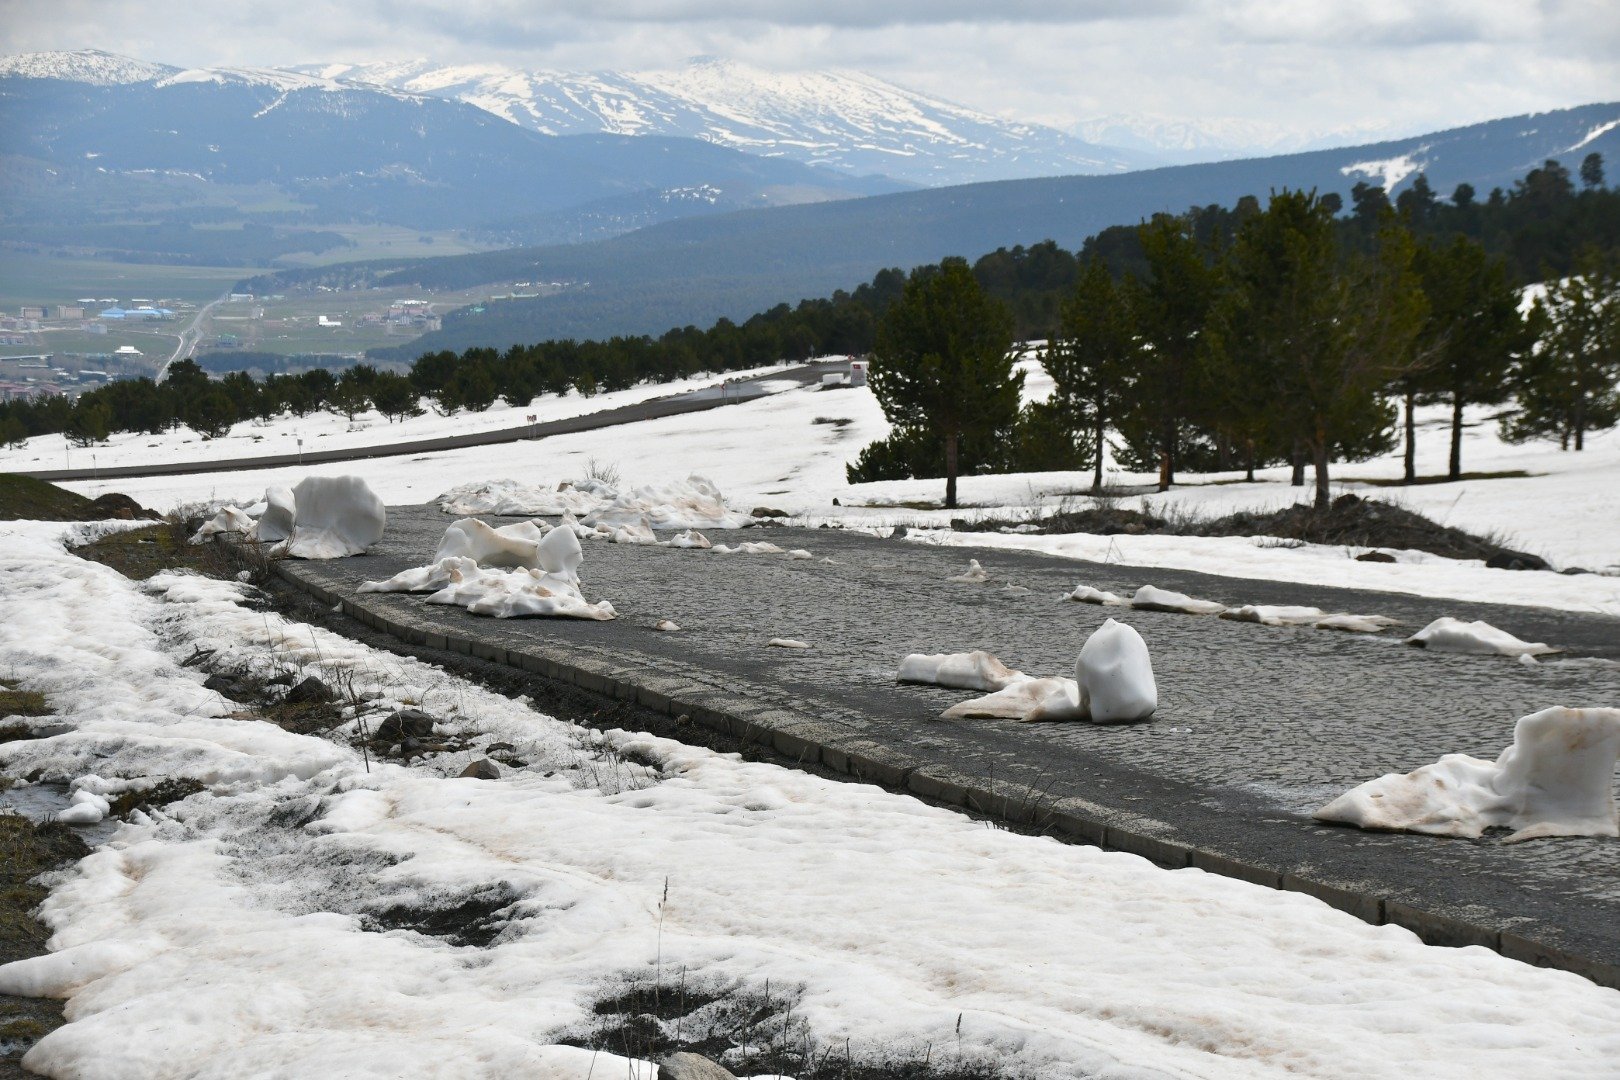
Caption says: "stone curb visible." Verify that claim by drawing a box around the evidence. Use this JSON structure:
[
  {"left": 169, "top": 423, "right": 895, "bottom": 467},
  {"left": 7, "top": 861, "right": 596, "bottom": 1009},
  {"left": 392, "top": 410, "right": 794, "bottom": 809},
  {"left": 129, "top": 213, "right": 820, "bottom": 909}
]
[{"left": 272, "top": 559, "right": 1620, "bottom": 991}]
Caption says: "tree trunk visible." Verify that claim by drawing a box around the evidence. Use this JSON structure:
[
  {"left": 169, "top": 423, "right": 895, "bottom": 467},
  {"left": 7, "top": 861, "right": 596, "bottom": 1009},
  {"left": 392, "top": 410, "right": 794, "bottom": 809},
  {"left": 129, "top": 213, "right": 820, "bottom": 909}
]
[
  {"left": 944, "top": 431, "right": 959, "bottom": 509},
  {"left": 1290, "top": 442, "right": 1305, "bottom": 487},
  {"left": 1402, "top": 386, "right": 1416, "bottom": 485},
  {"left": 1448, "top": 394, "right": 1464, "bottom": 481},
  {"left": 1158, "top": 418, "right": 1175, "bottom": 491},
  {"left": 1244, "top": 440, "right": 1256, "bottom": 484},
  {"left": 1092, "top": 414, "right": 1104, "bottom": 492},
  {"left": 1312, "top": 438, "right": 1331, "bottom": 510},
  {"left": 1575, "top": 398, "right": 1585, "bottom": 451}
]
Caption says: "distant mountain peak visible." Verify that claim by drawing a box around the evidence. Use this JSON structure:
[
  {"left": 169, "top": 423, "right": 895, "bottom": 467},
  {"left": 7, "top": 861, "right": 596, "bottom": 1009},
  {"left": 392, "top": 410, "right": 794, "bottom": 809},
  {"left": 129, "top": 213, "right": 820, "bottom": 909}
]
[
  {"left": 282, "top": 57, "right": 1159, "bottom": 186},
  {"left": 0, "top": 48, "right": 177, "bottom": 85}
]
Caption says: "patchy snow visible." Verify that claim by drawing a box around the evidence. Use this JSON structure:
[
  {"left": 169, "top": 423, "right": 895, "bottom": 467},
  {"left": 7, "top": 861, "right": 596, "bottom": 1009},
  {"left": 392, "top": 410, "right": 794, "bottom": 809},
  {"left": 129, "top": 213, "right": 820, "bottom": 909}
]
[
  {"left": 62, "top": 372, "right": 1620, "bottom": 614},
  {"left": 1407, "top": 617, "right": 1558, "bottom": 658},
  {"left": 582, "top": 475, "right": 753, "bottom": 531},
  {"left": 1221, "top": 605, "right": 1397, "bottom": 633},
  {"left": 1315, "top": 707, "right": 1620, "bottom": 842},
  {"left": 1129, "top": 584, "right": 1228, "bottom": 615},
  {"left": 437, "top": 479, "right": 608, "bottom": 517},
  {"left": 4, "top": 523, "right": 1620, "bottom": 1076}
]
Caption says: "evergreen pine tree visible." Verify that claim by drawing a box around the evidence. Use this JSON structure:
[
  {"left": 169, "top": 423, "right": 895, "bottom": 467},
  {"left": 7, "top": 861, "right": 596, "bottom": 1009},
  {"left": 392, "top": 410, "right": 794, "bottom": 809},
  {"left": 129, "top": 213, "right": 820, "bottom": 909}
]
[
  {"left": 1504, "top": 249, "right": 1620, "bottom": 449},
  {"left": 1043, "top": 258, "right": 1136, "bottom": 490}
]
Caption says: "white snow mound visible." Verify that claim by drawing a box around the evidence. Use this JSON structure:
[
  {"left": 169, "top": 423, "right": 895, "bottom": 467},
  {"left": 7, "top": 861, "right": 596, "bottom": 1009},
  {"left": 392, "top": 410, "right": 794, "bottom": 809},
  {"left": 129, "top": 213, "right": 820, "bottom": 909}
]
[
  {"left": 897, "top": 650, "right": 1025, "bottom": 692},
  {"left": 190, "top": 505, "right": 253, "bottom": 543},
  {"left": 582, "top": 474, "right": 752, "bottom": 530},
  {"left": 249, "top": 485, "right": 295, "bottom": 544},
  {"left": 278, "top": 475, "right": 386, "bottom": 559},
  {"left": 1075, "top": 618, "right": 1157, "bottom": 723},
  {"left": 1130, "top": 585, "right": 1227, "bottom": 615},
  {"left": 1070, "top": 584, "right": 1127, "bottom": 605},
  {"left": 435, "top": 478, "right": 605, "bottom": 517},
  {"left": 1314, "top": 706, "right": 1620, "bottom": 842},
  {"left": 434, "top": 517, "right": 545, "bottom": 568},
  {"left": 949, "top": 559, "right": 989, "bottom": 583},
  {"left": 1222, "top": 605, "right": 1396, "bottom": 633},
  {"left": 1407, "top": 617, "right": 1557, "bottom": 657}
]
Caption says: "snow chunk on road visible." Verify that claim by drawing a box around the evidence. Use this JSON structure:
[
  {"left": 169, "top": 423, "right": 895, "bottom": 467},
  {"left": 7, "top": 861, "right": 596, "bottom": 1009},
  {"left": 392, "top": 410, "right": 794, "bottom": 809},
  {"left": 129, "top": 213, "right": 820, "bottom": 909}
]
[
  {"left": 711, "top": 541, "right": 811, "bottom": 559},
  {"left": 249, "top": 485, "right": 295, "bottom": 544},
  {"left": 427, "top": 565, "right": 617, "bottom": 621},
  {"left": 190, "top": 505, "right": 252, "bottom": 543},
  {"left": 942, "top": 676, "right": 1073, "bottom": 719},
  {"left": 1129, "top": 584, "right": 1227, "bottom": 615},
  {"left": 1070, "top": 584, "right": 1127, "bottom": 605},
  {"left": 1222, "top": 605, "right": 1396, "bottom": 633},
  {"left": 277, "top": 475, "right": 386, "bottom": 559},
  {"left": 666, "top": 529, "right": 711, "bottom": 549},
  {"left": 949, "top": 559, "right": 989, "bottom": 583},
  {"left": 897, "top": 650, "right": 1025, "bottom": 692},
  {"left": 582, "top": 474, "right": 752, "bottom": 530},
  {"left": 767, "top": 637, "right": 811, "bottom": 649},
  {"left": 359, "top": 555, "right": 479, "bottom": 595},
  {"left": 1075, "top": 618, "right": 1157, "bottom": 723},
  {"left": 434, "top": 517, "right": 545, "bottom": 568},
  {"left": 1314, "top": 706, "right": 1620, "bottom": 842},
  {"left": 1407, "top": 617, "right": 1557, "bottom": 657},
  {"left": 435, "top": 478, "right": 605, "bottom": 517}
]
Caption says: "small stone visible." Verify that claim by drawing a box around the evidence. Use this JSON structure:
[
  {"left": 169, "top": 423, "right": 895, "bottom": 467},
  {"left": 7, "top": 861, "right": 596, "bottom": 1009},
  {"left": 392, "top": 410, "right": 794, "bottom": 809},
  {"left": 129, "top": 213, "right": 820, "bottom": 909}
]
[
  {"left": 1485, "top": 550, "right": 1549, "bottom": 572},
  {"left": 1355, "top": 551, "right": 1397, "bottom": 563},
  {"left": 485, "top": 742, "right": 517, "bottom": 754},
  {"left": 1561, "top": 567, "right": 1591, "bottom": 576},
  {"left": 831, "top": 497, "right": 841, "bottom": 506},
  {"left": 459, "top": 759, "right": 501, "bottom": 780},
  {"left": 203, "top": 674, "right": 244, "bottom": 696},
  {"left": 376, "top": 708, "right": 436, "bottom": 742},
  {"left": 890, "top": 525, "right": 908, "bottom": 539},
  {"left": 751, "top": 507, "right": 789, "bottom": 518},
  {"left": 284, "top": 676, "right": 331, "bottom": 704},
  {"left": 657, "top": 1053, "right": 737, "bottom": 1080}
]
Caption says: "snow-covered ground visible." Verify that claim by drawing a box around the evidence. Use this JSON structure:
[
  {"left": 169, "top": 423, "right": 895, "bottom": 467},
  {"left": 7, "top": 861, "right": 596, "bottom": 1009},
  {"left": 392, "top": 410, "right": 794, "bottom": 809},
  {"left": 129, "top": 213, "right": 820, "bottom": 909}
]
[
  {"left": 1, "top": 363, "right": 800, "bottom": 473},
  {"left": 4, "top": 521, "right": 1620, "bottom": 1078},
  {"left": 68, "top": 359, "right": 1620, "bottom": 615}
]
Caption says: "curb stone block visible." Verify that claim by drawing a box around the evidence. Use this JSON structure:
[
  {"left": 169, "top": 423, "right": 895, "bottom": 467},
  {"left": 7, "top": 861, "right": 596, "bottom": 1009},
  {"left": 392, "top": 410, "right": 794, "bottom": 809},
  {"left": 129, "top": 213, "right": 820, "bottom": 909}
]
[
  {"left": 1282, "top": 873, "right": 1384, "bottom": 924},
  {"left": 1103, "top": 827, "right": 1191, "bottom": 869},
  {"left": 1384, "top": 901, "right": 1499, "bottom": 951},
  {"left": 1189, "top": 849, "right": 1284, "bottom": 889}
]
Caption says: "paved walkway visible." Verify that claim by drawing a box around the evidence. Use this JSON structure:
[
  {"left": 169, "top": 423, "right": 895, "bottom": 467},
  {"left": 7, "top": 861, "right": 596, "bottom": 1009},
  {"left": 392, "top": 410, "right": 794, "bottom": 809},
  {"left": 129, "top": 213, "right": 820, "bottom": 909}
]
[
  {"left": 281, "top": 508, "right": 1620, "bottom": 986},
  {"left": 21, "top": 362, "right": 842, "bottom": 482}
]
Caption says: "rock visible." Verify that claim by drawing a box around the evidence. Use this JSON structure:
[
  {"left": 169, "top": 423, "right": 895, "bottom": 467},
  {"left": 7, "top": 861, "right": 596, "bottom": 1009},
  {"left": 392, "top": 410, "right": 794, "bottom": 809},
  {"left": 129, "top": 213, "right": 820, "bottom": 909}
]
[
  {"left": 750, "top": 506, "right": 789, "bottom": 518},
  {"left": 890, "top": 525, "right": 908, "bottom": 539},
  {"left": 203, "top": 674, "right": 244, "bottom": 696},
  {"left": 658, "top": 1053, "right": 737, "bottom": 1080},
  {"left": 1561, "top": 567, "right": 1591, "bottom": 576},
  {"left": 459, "top": 759, "right": 501, "bottom": 780},
  {"left": 1332, "top": 493, "right": 1362, "bottom": 510},
  {"left": 1355, "top": 551, "right": 1397, "bottom": 563},
  {"left": 1486, "top": 550, "right": 1550, "bottom": 572},
  {"left": 484, "top": 742, "right": 517, "bottom": 755},
  {"left": 831, "top": 497, "right": 841, "bottom": 506},
  {"left": 283, "top": 676, "right": 332, "bottom": 705},
  {"left": 375, "top": 708, "right": 436, "bottom": 742}
]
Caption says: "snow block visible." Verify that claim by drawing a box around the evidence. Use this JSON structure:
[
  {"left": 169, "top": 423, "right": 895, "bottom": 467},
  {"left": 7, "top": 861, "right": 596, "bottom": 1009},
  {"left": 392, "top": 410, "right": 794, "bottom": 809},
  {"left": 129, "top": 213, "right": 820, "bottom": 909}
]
[
  {"left": 1313, "top": 706, "right": 1620, "bottom": 842},
  {"left": 538, "top": 521, "right": 584, "bottom": 578},
  {"left": 434, "top": 517, "right": 545, "bottom": 568},
  {"left": 190, "top": 505, "right": 253, "bottom": 543},
  {"left": 280, "top": 476, "right": 386, "bottom": 559},
  {"left": 1130, "top": 585, "right": 1227, "bottom": 615},
  {"left": 1075, "top": 618, "right": 1157, "bottom": 723},
  {"left": 897, "top": 650, "right": 1025, "bottom": 692},
  {"left": 250, "top": 485, "right": 296, "bottom": 544},
  {"left": 1406, "top": 617, "right": 1557, "bottom": 657}
]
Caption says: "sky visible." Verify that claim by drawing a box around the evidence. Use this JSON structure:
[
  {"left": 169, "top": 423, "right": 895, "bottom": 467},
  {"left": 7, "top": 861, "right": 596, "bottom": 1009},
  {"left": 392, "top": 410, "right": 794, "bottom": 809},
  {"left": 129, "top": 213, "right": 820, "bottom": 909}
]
[{"left": 1, "top": 0, "right": 1617, "bottom": 148}]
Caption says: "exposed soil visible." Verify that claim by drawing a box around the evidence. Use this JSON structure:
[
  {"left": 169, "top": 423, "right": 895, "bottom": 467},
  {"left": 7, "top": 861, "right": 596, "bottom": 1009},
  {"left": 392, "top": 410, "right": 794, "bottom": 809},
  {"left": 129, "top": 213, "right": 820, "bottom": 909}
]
[
  {"left": 962, "top": 492, "right": 1531, "bottom": 563},
  {"left": 0, "top": 475, "right": 160, "bottom": 524}
]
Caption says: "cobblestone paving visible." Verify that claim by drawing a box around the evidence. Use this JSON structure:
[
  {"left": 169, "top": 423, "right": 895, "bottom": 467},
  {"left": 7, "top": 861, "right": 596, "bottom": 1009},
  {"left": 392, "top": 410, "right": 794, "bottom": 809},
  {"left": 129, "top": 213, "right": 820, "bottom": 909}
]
[{"left": 294, "top": 507, "right": 1620, "bottom": 974}]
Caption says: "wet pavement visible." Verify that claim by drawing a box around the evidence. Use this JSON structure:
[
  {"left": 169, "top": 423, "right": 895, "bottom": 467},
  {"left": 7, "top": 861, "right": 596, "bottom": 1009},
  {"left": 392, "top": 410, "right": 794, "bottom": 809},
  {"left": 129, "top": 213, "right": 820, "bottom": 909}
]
[{"left": 283, "top": 506, "right": 1620, "bottom": 984}]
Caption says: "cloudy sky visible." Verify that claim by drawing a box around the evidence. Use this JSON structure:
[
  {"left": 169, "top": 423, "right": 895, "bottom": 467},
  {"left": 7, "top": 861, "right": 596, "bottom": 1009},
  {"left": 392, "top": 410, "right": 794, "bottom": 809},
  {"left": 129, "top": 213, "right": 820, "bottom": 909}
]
[{"left": 2, "top": 0, "right": 1617, "bottom": 146}]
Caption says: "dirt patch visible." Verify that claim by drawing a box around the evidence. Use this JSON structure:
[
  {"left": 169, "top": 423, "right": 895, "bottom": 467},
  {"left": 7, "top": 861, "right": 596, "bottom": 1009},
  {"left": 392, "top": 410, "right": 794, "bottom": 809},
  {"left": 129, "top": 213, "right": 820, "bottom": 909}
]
[
  {"left": 75, "top": 520, "right": 271, "bottom": 583},
  {"left": 0, "top": 475, "right": 159, "bottom": 523},
  {"left": 562, "top": 974, "right": 1035, "bottom": 1080},
  {"left": 965, "top": 493, "right": 1525, "bottom": 563},
  {"left": 0, "top": 813, "right": 89, "bottom": 1074}
]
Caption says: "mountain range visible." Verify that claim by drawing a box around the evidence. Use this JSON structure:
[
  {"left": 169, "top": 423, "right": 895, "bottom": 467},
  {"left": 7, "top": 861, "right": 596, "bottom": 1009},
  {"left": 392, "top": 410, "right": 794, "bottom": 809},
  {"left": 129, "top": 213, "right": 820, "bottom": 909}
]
[{"left": 297, "top": 56, "right": 1156, "bottom": 187}]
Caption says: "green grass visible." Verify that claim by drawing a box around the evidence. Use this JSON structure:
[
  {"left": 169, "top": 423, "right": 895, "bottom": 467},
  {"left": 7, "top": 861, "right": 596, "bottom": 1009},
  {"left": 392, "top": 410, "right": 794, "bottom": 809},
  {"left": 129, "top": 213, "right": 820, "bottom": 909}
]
[
  {"left": 0, "top": 475, "right": 95, "bottom": 522},
  {"left": 0, "top": 252, "right": 244, "bottom": 310}
]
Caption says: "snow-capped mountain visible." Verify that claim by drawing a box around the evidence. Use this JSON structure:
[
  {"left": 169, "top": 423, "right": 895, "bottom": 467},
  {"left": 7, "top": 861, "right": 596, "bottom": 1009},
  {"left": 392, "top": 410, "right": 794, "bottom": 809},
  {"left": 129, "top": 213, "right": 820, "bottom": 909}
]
[
  {"left": 298, "top": 56, "right": 1159, "bottom": 186},
  {"left": 0, "top": 50, "right": 901, "bottom": 247},
  {"left": 1071, "top": 115, "right": 1406, "bottom": 165}
]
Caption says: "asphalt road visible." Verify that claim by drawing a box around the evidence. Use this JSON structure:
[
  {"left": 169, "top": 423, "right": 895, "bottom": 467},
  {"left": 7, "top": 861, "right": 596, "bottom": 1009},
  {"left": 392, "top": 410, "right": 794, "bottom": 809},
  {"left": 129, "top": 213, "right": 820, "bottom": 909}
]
[
  {"left": 19, "top": 361, "right": 844, "bottom": 482},
  {"left": 288, "top": 508, "right": 1620, "bottom": 980}
]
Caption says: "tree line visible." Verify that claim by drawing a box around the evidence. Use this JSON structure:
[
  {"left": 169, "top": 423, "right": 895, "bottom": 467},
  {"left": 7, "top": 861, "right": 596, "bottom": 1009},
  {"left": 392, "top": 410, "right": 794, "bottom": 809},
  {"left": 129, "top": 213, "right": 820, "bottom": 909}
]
[
  {"left": 858, "top": 178, "right": 1620, "bottom": 509},
  {"left": 1, "top": 157, "right": 1614, "bottom": 472}
]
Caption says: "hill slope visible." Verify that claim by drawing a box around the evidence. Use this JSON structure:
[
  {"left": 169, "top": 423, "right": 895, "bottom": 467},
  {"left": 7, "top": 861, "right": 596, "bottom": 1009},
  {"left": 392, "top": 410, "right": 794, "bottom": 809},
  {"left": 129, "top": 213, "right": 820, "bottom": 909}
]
[
  {"left": 261, "top": 101, "right": 1619, "bottom": 355},
  {"left": 302, "top": 55, "right": 1157, "bottom": 186}
]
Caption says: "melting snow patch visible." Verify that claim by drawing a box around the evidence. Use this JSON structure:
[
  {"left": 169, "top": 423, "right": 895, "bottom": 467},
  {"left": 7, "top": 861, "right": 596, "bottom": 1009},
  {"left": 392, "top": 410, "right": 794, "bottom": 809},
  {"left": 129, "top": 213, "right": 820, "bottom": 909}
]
[
  {"left": 1223, "top": 605, "right": 1397, "bottom": 633},
  {"left": 897, "top": 650, "right": 1025, "bottom": 692},
  {"left": 1129, "top": 585, "right": 1227, "bottom": 615},
  {"left": 1070, "top": 584, "right": 1127, "bottom": 605},
  {"left": 1314, "top": 707, "right": 1620, "bottom": 842},
  {"left": 434, "top": 517, "right": 546, "bottom": 568},
  {"left": 654, "top": 619, "right": 680, "bottom": 632},
  {"left": 436, "top": 478, "right": 606, "bottom": 517},
  {"left": 190, "top": 505, "right": 252, "bottom": 543},
  {"left": 767, "top": 637, "right": 810, "bottom": 649},
  {"left": 1407, "top": 617, "right": 1557, "bottom": 657},
  {"left": 948, "top": 559, "right": 989, "bottom": 583}
]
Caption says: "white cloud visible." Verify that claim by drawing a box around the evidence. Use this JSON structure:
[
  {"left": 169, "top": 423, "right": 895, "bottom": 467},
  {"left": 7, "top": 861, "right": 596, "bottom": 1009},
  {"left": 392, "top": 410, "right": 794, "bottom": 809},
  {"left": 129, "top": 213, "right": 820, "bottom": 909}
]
[{"left": 0, "top": 0, "right": 1615, "bottom": 142}]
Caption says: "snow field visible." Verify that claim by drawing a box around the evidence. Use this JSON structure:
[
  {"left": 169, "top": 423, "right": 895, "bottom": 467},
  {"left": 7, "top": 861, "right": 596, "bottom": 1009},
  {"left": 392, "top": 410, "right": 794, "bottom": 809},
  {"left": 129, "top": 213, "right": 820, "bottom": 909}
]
[
  {"left": 68, "top": 370, "right": 1619, "bottom": 615},
  {"left": 4, "top": 524, "right": 1620, "bottom": 1076}
]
